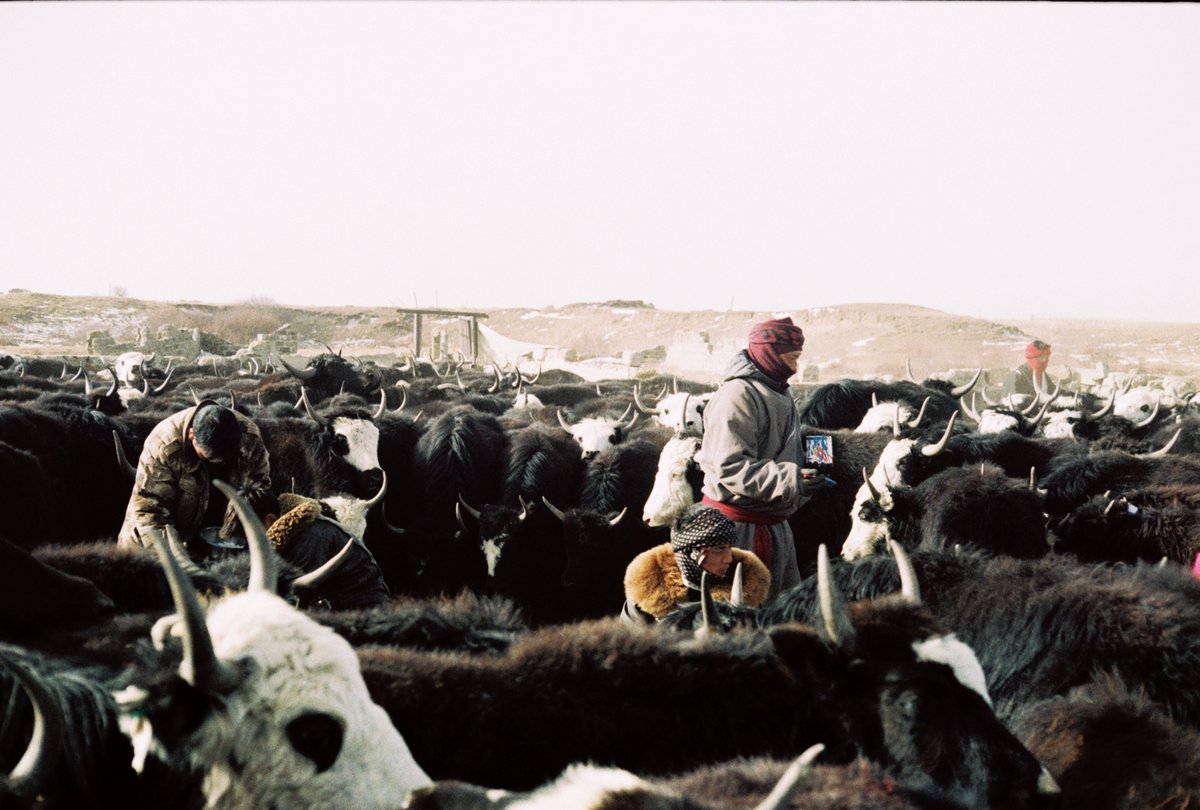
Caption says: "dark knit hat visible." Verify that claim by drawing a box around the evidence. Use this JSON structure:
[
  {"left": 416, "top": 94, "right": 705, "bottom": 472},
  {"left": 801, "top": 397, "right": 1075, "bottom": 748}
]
[
  {"left": 671, "top": 504, "right": 738, "bottom": 589},
  {"left": 749, "top": 317, "right": 805, "bottom": 352}
]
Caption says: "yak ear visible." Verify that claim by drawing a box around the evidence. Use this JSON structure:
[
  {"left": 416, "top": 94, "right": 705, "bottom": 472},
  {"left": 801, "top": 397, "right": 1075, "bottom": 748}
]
[{"left": 766, "top": 624, "right": 847, "bottom": 687}]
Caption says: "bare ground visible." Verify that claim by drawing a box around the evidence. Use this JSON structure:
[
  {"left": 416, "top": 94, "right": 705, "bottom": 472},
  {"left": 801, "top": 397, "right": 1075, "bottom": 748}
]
[{"left": 0, "top": 290, "right": 1196, "bottom": 385}]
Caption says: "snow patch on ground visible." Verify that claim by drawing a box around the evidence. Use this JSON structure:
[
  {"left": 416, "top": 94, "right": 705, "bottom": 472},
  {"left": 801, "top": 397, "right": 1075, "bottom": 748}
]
[{"left": 521, "top": 311, "right": 574, "bottom": 321}]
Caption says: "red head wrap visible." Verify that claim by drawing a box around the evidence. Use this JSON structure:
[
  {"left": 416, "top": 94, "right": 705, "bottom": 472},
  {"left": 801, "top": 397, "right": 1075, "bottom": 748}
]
[
  {"left": 1025, "top": 341, "right": 1051, "bottom": 360},
  {"left": 747, "top": 317, "right": 805, "bottom": 382}
]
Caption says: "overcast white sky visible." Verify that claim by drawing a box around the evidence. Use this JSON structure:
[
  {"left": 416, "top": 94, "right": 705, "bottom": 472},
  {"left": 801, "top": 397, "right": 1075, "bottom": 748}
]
[{"left": 2, "top": 3, "right": 1198, "bottom": 323}]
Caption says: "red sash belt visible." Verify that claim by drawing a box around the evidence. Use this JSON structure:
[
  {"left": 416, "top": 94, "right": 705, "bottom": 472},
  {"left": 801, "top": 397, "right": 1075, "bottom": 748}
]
[{"left": 702, "top": 495, "right": 785, "bottom": 570}]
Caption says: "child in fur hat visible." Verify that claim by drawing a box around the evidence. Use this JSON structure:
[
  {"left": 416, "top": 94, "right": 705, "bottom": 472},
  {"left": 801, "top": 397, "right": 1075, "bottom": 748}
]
[{"left": 621, "top": 504, "right": 770, "bottom": 624}]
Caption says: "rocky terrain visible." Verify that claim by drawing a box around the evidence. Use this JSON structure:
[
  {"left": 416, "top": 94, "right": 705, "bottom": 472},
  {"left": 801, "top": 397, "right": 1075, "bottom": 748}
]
[{"left": 1, "top": 289, "right": 1197, "bottom": 386}]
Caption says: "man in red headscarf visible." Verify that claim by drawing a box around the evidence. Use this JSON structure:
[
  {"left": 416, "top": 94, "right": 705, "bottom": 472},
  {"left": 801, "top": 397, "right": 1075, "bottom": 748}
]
[
  {"left": 1014, "top": 340, "right": 1054, "bottom": 400},
  {"left": 694, "top": 316, "right": 826, "bottom": 599}
]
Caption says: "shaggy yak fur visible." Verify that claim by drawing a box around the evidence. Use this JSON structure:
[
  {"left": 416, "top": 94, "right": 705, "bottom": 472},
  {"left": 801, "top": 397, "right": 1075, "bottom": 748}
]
[
  {"left": 407, "top": 755, "right": 968, "bottom": 810},
  {"left": 767, "top": 551, "right": 1200, "bottom": 728},
  {"left": 357, "top": 609, "right": 1050, "bottom": 809},
  {"left": 1052, "top": 483, "right": 1200, "bottom": 564},
  {"left": 0, "top": 537, "right": 114, "bottom": 641},
  {"left": 855, "top": 462, "right": 1050, "bottom": 559},
  {"left": 797, "top": 380, "right": 960, "bottom": 431},
  {"left": 1040, "top": 449, "right": 1200, "bottom": 517},
  {"left": 1009, "top": 675, "right": 1200, "bottom": 810}
]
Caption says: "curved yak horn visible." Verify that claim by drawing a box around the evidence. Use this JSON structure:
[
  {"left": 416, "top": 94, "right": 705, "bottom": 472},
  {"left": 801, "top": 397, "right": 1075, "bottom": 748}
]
[
  {"left": 888, "top": 540, "right": 921, "bottom": 604},
  {"left": 816, "top": 544, "right": 856, "bottom": 647},
  {"left": 959, "top": 392, "right": 981, "bottom": 423},
  {"left": 905, "top": 358, "right": 918, "bottom": 383},
  {"left": 291, "top": 534, "right": 357, "bottom": 591},
  {"left": 364, "top": 470, "right": 388, "bottom": 509},
  {"left": 113, "top": 430, "right": 137, "bottom": 478},
  {"left": 862, "top": 467, "right": 882, "bottom": 502},
  {"left": 729, "top": 561, "right": 745, "bottom": 607},
  {"left": 950, "top": 368, "right": 983, "bottom": 398},
  {"left": 146, "top": 524, "right": 242, "bottom": 694},
  {"left": 920, "top": 412, "right": 957, "bottom": 457},
  {"left": 1027, "top": 396, "right": 1054, "bottom": 427},
  {"left": 213, "top": 479, "right": 277, "bottom": 595},
  {"left": 608, "top": 507, "right": 628, "bottom": 527},
  {"left": 697, "top": 571, "right": 717, "bottom": 639},
  {"left": 0, "top": 646, "right": 66, "bottom": 797},
  {"left": 299, "top": 387, "right": 329, "bottom": 427},
  {"left": 372, "top": 389, "right": 387, "bottom": 420},
  {"left": 277, "top": 354, "right": 317, "bottom": 381},
  {"left": 541, "top": 496, "right": 567, "bottom": 522},
  {"left": 1133, "top": 396, "right": 1161, "bottom": 429},
  {"left": 908, "top": 396, "right": 931, "bottom": 428},
  {"left": 1138, "top": 427, "right": 1181, "bottom": 458},
  {"left": 163, "top": 525, "right": 205, "bottom": 578},
  {"left": 752, "top": 743, "right": 825, "bottom": 810},
  {"left": 1038, "top": 376, "right": 1061, "bottom": 405},
  {"left": 632, "top": 383, "right": 660, "bottom": 415},
  {"left": 1091, "top": 392, "right": 1115, "bottom": 419},
  {"left": 556, "top": 408, "right": 574, "bottom": 434},
  {"left": 457, "top": 493, "right": 482, "bottom": 521}
]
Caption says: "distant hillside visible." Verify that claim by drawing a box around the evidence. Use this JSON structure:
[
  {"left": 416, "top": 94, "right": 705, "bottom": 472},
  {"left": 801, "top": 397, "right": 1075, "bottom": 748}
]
[{"left": 1, "top": 289, "right": 1197, "bottom": 384}]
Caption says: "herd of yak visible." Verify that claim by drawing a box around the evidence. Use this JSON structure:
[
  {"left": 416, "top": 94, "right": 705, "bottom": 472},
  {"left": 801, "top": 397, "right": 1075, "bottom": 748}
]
[{"left": 1, "top": 347, "right": 1199, "bottom": 809}]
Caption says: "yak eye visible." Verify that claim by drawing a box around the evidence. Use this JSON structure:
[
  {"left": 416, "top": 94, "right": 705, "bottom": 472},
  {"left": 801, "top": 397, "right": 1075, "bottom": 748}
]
[
  {"left": 332, "top": 434, "right": 350, "bottom": 455},
  {"left": 286, "top": 712, "right": 344, "bottom": 773}
]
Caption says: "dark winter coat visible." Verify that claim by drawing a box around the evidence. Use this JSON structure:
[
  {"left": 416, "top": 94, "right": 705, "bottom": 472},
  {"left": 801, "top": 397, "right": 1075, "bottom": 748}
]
[{"left": 270, "top": 493, "right": 390, "bottom": 610}]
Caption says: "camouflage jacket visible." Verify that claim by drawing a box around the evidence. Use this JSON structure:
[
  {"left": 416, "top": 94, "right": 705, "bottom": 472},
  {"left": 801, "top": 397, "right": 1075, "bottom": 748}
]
[{"left": 117, "top": 400, "right": 271, "bottom": 549}]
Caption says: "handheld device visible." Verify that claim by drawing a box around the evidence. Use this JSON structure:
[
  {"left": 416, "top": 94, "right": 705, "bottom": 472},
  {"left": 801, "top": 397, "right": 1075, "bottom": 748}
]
[{"left": 803, "top": 435, "right": 834, "bottom": 467}]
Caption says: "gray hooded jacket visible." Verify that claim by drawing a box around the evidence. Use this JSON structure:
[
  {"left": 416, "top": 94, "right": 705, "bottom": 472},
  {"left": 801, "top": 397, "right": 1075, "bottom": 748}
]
[{"left": 696, "top": 351, "right": 803, "bottom": 516}]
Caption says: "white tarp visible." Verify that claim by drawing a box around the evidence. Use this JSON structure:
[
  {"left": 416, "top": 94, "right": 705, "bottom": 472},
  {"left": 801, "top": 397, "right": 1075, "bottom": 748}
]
[{"left": 476, "top": 323, "right": 555, "bottom": 367}]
